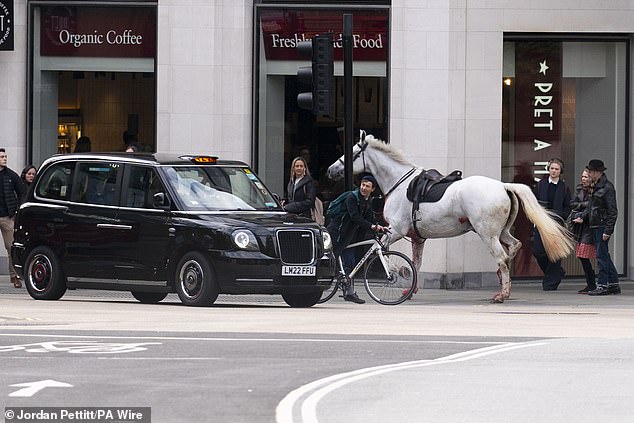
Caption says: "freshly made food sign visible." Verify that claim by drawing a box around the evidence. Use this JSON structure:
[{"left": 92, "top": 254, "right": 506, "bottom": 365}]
[
  {"left": 0, "top": 0, "right": 14, "bottom": 51},
  {"left": 260, "top": 10, "right": 387, "bottom": 61},
  {"left": 40, "top": 6, "right": 155, "bottom": 58}
]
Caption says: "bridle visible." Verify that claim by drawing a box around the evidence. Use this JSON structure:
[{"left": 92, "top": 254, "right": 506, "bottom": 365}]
[{"left": 336, "top": 139, "right": 416, "bottom": 198}]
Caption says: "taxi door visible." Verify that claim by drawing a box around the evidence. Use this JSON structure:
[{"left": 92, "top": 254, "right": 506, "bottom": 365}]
[{"left": 114, "top": 165, "right": 172, "bottom": 283}]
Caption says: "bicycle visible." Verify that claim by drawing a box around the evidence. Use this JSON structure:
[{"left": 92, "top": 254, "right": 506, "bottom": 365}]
[{"left": 318, "top": 231, "right": 417, "bottom": 305}]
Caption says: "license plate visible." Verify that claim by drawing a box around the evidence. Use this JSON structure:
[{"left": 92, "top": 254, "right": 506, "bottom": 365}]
[{"left": 282, "top": 265, "right": 316, "bottom": 276}]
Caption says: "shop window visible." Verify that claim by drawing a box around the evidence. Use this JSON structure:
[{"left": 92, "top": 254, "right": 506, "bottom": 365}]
[
  {"left": 253, "top": 5, "right": 389, "bottom": 204},
  {"left": 28, "top": 4, "right": 157, "bottom": 165},
  {"left": 502, "top": 38, "right": 628, "bottom": 278}
]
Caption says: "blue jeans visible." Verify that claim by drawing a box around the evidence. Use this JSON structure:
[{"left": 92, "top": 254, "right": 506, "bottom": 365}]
[{"left": 593, "top": 227, "right": 619, "bottom": 286}]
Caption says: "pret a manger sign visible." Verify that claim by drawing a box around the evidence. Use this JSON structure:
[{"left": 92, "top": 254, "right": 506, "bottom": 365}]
[
  {"left": 40, "top": 6, "right": 155, "bottom": 58},
  {"left": 0, "top": 0, "right": 14, "bottom": 51}
]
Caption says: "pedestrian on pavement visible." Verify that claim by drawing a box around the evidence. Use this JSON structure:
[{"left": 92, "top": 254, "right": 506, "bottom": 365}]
[
  {"left": 584, "top": 159, "right": 620, "bottom": 296},
  {"left": 533, "top": 158, "right": 571, "bottom": 291},
  {"left": 0, "top": 148, "right": 27, "bottom": 288},
  {"left": 283, "top": 156, "right": 316, "bottom": 219},
  {"left": 326, "top": 174, "right": 386, "bottom": 304},
  {"left": 570, "top": 168, "right": 596, "bottom": 294},
  {"left": 20, "top": 165, "right": 37, "bottom": 189}
]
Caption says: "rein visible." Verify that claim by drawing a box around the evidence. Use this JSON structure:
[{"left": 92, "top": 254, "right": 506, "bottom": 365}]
[{"left": 384, "top": 167, "right": 418, "bottom": 198}]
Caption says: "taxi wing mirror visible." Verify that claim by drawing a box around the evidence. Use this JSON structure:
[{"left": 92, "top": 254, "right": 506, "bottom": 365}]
[{"left": 152, "top": 192, "right": 170, "bottom": 209}]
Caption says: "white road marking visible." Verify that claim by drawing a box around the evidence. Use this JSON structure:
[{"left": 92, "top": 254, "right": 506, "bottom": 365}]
[
  {"left": 276, "top": 341, "right": 548, "bottom": 423},
  {"left": 9, "top": 379, "right": 73, "bottom": 397},
  {"left": 0, "top": 332, "right": 510, "bottom": 345}
]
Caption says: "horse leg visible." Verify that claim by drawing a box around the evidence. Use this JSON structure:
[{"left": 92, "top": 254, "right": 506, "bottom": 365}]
[
  {"left": 410, "top": 238, "right": 425, "bottom": 293},
  {"left": 478, "top": 235, "right": 511, "bottom": 303}
]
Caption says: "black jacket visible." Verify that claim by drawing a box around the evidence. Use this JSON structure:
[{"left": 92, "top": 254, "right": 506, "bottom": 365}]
[
  {"left": 284, "top": 175, "right": 316, "bottom": 218},
  {"left": 0, "top": 167, "right": 27, "bottom": 217},
  {"left": 535, "top": 176, "right": 571, "bottom": 222},
  {"left": 586, "top": 173, "right": 618, "bottom": 235},
  {"left": 570, "top": 184, "right": 594, "bottom": 244},
  {"left": 326, "top": 190, "right": 374, "bottom": 255}
]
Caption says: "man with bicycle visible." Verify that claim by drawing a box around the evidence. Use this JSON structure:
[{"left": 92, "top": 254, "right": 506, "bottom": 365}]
[{"left": 327, "top": 174, "right": 387, "bottom": 304}]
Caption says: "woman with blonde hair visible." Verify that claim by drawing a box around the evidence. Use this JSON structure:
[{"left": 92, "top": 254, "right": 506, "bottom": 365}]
[
  {"left": 283, "top": 156, "right": 316, "bottom": 219},
  {"left": 570, "top": 168, "right": 596, "bottom": 293}
]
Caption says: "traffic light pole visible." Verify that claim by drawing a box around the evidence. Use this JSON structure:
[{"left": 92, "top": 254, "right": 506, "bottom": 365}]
[{"left": 343, "top": 14, "right": 354, "bottom": 192}]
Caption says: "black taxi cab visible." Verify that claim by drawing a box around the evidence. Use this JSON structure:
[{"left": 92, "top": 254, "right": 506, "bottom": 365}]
[{"left": 11, "top": 153, "right": 334, "bottom": 307}]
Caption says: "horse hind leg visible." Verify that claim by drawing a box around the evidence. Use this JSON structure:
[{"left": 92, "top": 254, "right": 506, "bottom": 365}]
[{"left": 479, "top": 236, "right": 512, "bottom": 303}]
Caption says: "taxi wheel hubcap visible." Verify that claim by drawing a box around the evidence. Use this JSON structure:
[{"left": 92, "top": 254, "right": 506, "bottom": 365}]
[
  {"left": 29, "top": 255, "right": 52, "bottom": 291},
  {"left": 180, "top": 260, "right": 204, "bottom": 298}
]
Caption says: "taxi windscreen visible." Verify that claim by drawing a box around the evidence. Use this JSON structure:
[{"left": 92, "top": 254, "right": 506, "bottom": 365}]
[{"left": 163, "top": 166, "right": 281, "bottom": 211}]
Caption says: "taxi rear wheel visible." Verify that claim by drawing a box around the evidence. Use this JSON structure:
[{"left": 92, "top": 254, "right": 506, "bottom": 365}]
[
  {"left": 174, "top": 252, "right": 219, "bottom": 306},
  {"left": 131, "top": 291, "right": 168, "bottom": 304},
  {"left": 282, "top": 290, "right": 322, "bottom": 308},
  {"left": 24, "top": 246, "right": 67, "bottom": 300}
]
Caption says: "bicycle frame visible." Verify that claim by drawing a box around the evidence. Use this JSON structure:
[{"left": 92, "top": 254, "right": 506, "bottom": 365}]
[{"left": 337, "top": 234, "right": 390, "bottom": 280}]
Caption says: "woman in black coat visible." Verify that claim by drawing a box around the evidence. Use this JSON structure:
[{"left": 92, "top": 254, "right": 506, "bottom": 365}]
[
  {"left": 570, "top": 168, "right": 596, "bottom": 293},
  {"left": 283, "top": 156, "right": 316, "bottom": 219},
  {"left": 533, "top": 158, "right": 571, "bottom": 291}
]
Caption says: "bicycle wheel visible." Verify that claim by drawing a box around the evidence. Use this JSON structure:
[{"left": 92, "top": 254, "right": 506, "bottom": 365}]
[
  {"left": 363, "top": 251, "right": 417, "bottom": 305},
  {"left": 317, "top": 277, "right": 340, "bottom": 304}
]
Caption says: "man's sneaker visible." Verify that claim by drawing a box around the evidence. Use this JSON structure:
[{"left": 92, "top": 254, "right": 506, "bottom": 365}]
[
  {"left": 343, "top": 293, "right": 366, "bottom": 304},
  {"left": 588, "top": 286, "right": 611, "bottom": 296},
  {"left": 608, "top": 284, "right": 622, "bottom": 295}
]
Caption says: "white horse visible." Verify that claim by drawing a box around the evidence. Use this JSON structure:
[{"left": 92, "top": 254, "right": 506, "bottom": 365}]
[{"left": 326, "top": 134, "right": 574, "bottom": 303}]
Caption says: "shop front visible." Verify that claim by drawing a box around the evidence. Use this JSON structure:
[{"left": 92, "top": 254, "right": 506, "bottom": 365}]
[
  {"left": 253, "top": 3, "right": 389, "bottom": 202},
  {"left": 502, "top": 36, "right": 628, "bottom": 279},
  {"left": 28, "top": 1, "right": 157, "bottom": 165}
]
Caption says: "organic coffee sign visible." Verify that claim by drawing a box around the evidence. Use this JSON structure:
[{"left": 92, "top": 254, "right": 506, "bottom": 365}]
[
  {"left": 0, "top": 0, "right": 14, "bottom": 51},
  {"left": 40, "top": 6, "right": 156, "bottom": 58}
]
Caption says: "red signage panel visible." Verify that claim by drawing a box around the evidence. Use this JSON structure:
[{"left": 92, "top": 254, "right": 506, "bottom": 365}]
[
  {"left": 40, "top": 6, "right": 156, "bottom": 58},
  {"left": 260, "top": 10, "right": 387, "bottom": 61}
]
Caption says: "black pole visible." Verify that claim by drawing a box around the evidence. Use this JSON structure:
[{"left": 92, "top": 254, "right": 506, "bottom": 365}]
[{"left": 343, "top": 14, "right": 353, "bottom": 192}]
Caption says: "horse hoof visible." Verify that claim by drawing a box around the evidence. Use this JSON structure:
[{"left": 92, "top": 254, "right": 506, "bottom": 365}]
[{"left": 490, "top": 295, "right": 505, "bottom": 303}]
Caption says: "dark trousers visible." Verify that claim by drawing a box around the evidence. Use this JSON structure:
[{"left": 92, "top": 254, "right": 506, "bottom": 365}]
[
  {"left": 533, "top": 230, "right": 563, "bottom": 290},
  {"left": 579, "top": 258, "right": 596, "bottom": 288},
  {"left": 535, "top": 255, "right": 563, "bottom": 290},
  {"left": 593, "top": 228, "right": 619, "bottom": 286}
]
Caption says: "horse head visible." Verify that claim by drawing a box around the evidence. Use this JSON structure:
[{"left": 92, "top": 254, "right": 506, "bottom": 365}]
[{"left": 326, "top": 131, "right": 372, "bottom": 181}]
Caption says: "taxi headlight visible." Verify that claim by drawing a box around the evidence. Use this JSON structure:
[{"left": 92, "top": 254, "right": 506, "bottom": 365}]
[
  {"left": 322, "top": 230, "right": 332, "bottom": 251},
  {"left": 232, "top": 230, "right": 259, "bottom": 250}
]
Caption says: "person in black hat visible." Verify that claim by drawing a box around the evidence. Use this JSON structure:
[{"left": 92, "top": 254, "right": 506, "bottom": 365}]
[
  {"left": 326, "top": 174, "right": 386, "bottom": 304},
  {"left": 583, "top": 159, "right": 620, "bottom": 296}
]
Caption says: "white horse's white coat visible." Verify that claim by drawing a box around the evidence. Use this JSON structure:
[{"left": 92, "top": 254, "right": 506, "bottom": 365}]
[{"left": 326, "top": 135, "right": 574, "bottom": 302}]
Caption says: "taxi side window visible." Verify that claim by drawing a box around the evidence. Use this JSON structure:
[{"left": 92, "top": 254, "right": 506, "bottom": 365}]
[
  {"left": 35, "top": 163, "right": 74, "bottom": 201},
  {"left": 76, "top": 162, "right": 120, "bottom": 206},
  {"left": 124, "top": 166, "right": 166, "bottom": 209}
]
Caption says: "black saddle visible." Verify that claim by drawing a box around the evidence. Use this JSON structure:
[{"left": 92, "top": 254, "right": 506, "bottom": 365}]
[{"left": 406, "top": 169, "right": 462, "bottom": 203}]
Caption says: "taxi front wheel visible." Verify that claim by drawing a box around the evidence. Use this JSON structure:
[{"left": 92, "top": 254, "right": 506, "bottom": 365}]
[
  {"left": 174, "top": 252, "right": 219, "bottom": 306},
  {"left": 24, "top": 246, "right": 67, "bottom": 301},
  {"left": 282, "top": 291, "right": 322, "bottom": 308}
]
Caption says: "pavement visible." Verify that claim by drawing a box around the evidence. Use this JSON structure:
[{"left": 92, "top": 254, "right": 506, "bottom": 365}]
[{"left": 2, "top": 275, "right": 634, "bottom": 339}]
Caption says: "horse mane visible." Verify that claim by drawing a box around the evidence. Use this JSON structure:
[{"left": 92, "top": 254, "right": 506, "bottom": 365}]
[{"left": 364, "top": 135, "right": 411, "bottom": 165}]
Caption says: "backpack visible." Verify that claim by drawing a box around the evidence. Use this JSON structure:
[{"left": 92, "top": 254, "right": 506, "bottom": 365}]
[
  {"left": 326, "top": 189, "right": 359, "bottom": 226},
  {"left": 310, "top": 197, "right": 325, "bottom": 225}
]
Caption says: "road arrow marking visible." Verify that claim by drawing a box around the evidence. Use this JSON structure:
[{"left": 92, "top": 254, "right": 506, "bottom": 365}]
[{"left": 9, "top": 379, "right": 73, "bottom": 397}]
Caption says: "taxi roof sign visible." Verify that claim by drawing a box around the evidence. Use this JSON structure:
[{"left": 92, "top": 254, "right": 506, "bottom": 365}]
[{"left": 191, "top": 156, "right": 218, "bottom": 164}]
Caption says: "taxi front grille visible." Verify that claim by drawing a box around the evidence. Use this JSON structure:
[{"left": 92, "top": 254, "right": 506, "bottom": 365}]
[{"left": 276, "top": 229, "right": 315, "bottom": 265}]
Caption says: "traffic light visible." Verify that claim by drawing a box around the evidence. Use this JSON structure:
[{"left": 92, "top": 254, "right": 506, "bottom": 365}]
[{"left": 296, "top": 33, "right": 334, "bottom": 117}]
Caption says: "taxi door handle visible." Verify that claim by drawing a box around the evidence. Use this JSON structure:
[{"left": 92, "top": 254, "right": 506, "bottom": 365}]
[{"left": 96, "top": 224, "right": 132, "bottom": 230}]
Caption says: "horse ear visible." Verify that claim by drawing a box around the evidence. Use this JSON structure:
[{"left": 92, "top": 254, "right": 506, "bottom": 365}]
[{"left": 359, "top": 129, "right": 367, "bottom": 142}]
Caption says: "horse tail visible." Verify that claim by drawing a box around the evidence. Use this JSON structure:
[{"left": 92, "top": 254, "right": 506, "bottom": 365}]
[{"left": 503, "top": 183, "right": 575, "bottom": 262}]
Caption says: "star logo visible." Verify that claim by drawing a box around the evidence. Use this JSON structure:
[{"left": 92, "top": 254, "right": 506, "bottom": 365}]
[{"left": 539, "top": 60, "right": 549, "bottom": 75}]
